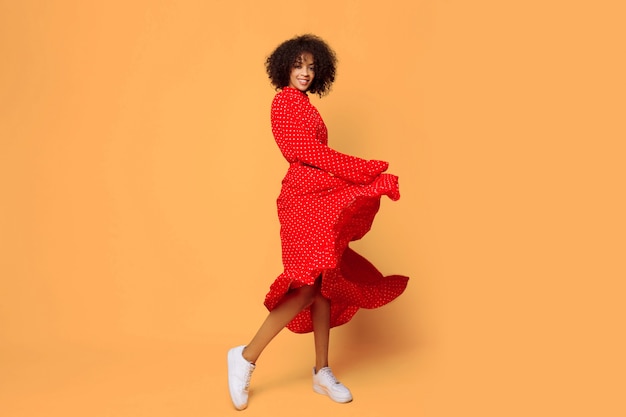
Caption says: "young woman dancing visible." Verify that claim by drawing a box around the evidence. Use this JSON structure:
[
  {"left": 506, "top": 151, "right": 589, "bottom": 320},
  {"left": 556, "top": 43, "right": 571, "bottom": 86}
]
[{"left": 227, "top": 34, "right": 408, "bottom": 410}]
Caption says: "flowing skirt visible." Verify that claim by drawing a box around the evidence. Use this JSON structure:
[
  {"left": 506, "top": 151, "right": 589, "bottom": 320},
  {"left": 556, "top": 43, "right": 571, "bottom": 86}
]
[{"left": 263, "top": 162, "right": 408, "bottom": 333}]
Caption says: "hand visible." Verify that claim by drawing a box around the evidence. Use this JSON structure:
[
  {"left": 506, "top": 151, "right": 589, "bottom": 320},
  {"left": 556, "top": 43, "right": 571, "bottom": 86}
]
[{"left": 366, "top": 160, "right": 389, "bottom": 177}]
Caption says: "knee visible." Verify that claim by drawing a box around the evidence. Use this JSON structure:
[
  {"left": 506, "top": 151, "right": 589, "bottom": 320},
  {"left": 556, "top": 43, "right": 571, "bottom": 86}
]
[
  {"left": 296, "top": 285, "right": 317, "bottom": 308},
  {"left": 308, "top": 284, "right": 329, "bottom": 309},
  {"left": 312, "top": 290, "right": 329, "bottom": 306}
]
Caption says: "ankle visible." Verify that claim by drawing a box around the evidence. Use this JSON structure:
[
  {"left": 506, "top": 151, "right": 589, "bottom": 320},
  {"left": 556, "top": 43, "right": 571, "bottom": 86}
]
[
  {"left": 314, "top": 363, "right": 329, "bottom": 373},
  {"left": 242, "top": 346, "right": 257, "bottom": 364}
]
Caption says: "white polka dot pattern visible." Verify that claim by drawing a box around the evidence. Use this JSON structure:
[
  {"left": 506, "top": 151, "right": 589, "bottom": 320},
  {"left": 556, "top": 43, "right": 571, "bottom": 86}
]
[{"left": 263, "top": 87, "right": 408, "bottom": 333}]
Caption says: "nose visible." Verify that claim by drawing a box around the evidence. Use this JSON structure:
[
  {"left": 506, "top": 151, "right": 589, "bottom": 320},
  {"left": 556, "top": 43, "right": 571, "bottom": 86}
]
[{"left": 302, "top": 66, "right": 310, "bottom": 76}]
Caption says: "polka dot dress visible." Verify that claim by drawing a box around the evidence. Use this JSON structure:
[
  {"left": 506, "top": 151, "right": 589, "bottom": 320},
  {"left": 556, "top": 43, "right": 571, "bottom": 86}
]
[{"left": 264, "top": 87, "right": 409, "bottom": 333}]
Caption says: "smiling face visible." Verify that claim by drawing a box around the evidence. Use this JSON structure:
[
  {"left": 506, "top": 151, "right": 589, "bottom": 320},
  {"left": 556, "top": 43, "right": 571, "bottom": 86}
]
[{"left": 288, "top": 52, "right": 315, "bottom": 92}]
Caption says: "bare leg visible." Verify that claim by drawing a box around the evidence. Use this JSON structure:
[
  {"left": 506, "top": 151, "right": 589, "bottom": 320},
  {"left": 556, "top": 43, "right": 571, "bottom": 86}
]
[
  {"left": 243, "top": 285, "right": 316, "bottom": 363},
  {"left": 311, "top": 288, "right": 331, "bottom": 372}
]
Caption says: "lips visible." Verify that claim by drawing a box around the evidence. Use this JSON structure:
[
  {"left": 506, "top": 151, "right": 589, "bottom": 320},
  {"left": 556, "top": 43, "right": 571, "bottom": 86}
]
[{"left": 289, "top": 76, "right": 311, "bottom": 91}]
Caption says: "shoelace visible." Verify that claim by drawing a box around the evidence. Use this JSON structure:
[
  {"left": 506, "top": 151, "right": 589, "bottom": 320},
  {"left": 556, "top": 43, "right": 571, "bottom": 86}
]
[
  {"left": 243, "top": 364, "right": 254, "bottom": 390},
  {"left": 319, "top": 368, "right": 340, "bottom": 384}
]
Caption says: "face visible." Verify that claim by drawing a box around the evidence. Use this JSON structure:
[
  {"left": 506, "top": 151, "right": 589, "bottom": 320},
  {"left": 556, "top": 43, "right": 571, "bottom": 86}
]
[{"left": 288, "top": 52, "right": 315, "bottom": 92}]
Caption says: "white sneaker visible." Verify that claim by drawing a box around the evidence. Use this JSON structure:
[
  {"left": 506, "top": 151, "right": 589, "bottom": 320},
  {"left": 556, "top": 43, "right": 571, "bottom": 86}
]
[
  {"left": 227, "top": 345, "right": 256, "bottom": 410},
  {"left": 312, "top": 367, "right": 353, "bottom": 403}
]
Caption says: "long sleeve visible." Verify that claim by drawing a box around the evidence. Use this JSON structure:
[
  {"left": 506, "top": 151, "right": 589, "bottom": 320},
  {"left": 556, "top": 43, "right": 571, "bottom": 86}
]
[{"left": 271, "top": 90, "right": 388, "bottom": 184}]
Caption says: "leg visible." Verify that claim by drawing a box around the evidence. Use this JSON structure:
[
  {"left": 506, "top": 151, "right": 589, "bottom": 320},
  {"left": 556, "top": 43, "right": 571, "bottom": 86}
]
[
  {"left": 228, "top": 284, "right": 316, "bottom": 410},
  {"left": 311, "top": 280, "right": 352, "bottom": 403},
  {"left": 243, "top": 284, "right": 316, "bottom": 363},
  {"left": 310, "top": 279, "right": 353, "bottom": 403},
  {"left": 311, "top": 284, "right": 331, "bottom": 371}
]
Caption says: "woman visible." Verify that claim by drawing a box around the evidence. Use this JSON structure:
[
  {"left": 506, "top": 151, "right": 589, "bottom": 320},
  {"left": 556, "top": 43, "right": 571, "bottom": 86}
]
[{"left": 227, "top": 34, "right": 408, "bottom": 410}]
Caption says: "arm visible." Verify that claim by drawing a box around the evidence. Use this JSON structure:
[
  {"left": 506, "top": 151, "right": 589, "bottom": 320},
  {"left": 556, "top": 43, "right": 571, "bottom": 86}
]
[{"left": 271, "top": 95, "right": 387, "bottom": 184}]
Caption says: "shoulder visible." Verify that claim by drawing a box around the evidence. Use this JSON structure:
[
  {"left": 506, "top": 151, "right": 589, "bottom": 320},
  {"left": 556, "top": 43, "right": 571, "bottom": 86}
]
[
  {"left": 272, "top": 88, "right": 310, "bottom": 105},
  {"left": 272, "top": 89, "right": 309, "bottom": 116}
]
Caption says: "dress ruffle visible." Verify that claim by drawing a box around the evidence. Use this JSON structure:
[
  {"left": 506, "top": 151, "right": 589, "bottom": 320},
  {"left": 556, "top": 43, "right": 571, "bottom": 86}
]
[{"left": 263, "top": 164, "right": 408, "bottom": 333}]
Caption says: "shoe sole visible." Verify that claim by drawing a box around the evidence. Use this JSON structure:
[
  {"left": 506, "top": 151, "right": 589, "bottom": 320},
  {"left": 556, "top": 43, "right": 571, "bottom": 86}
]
[
  {"left": 313, "top": 384, "right": 353, "bottom": 403},
  {"left": 227, "top": 349, "right": 248, "bottom": 410}
]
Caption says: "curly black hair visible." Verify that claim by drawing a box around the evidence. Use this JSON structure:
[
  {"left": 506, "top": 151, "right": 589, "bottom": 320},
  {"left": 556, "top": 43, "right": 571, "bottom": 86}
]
[{"left": 265, "top": 34, "right": 337, "bottom": 97}]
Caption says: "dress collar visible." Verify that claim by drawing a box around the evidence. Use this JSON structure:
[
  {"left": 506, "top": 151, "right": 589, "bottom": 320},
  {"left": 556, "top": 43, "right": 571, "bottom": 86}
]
[{"left": 282, "top": 86, "right": 309, "bottom": 97}]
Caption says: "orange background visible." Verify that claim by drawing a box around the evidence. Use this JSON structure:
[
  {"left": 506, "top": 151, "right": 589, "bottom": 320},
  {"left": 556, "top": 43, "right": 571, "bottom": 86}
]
[{"left": 1, "top": 1, "right": 624, "bottom": 416}]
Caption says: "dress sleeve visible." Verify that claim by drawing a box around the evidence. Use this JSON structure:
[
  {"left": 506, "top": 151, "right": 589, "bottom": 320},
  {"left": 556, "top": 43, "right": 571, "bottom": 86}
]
[{"left": 271, "top": 94, "right": 388, "bottom": 185}]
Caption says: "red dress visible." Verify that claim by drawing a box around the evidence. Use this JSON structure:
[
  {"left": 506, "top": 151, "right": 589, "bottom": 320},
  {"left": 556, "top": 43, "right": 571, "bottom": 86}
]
[{"left": 264, "top": 87, "right": 409, "bottom": 333}]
